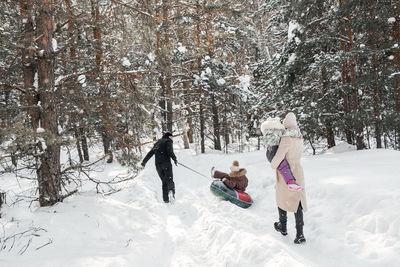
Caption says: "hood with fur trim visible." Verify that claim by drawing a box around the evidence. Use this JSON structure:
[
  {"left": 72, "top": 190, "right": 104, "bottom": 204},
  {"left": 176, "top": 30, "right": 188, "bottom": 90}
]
[
  {"left": 260, "top": 117, "right": 284, "bottom": 136},
  {"left": 229, "top": 168, "right": 247, "bottom": 178}
]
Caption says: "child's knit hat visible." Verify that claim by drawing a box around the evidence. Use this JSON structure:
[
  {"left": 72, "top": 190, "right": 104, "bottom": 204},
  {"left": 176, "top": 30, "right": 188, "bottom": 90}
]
[
  {"left": 230, "top": 160, "right": 240, "bottom": 172},
  {"left": 283, "top": 112, "right": 297, "bottom": 129}
]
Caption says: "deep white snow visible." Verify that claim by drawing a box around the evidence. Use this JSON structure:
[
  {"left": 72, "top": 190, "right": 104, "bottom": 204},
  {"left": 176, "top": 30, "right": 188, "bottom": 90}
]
[{"left": 1, "top": 142, "right": 400, "bottom": 267}]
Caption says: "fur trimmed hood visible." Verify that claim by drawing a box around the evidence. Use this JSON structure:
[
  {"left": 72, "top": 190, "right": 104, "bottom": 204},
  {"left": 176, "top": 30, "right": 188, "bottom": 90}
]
[
  {"left": 260, "top": 117, "right": 284, "bottom": 135},
  {"left": 229, "top": 168, "right": 247, "bottom": 178}
]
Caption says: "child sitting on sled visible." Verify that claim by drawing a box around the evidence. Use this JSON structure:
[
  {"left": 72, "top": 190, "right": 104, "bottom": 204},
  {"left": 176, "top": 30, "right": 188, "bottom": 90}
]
[
  {"left": 211, "top": 160, "right": 248, "bottom": 191},
  {"left": 260, "top": 117, "right": 303, "bottom": 192}
]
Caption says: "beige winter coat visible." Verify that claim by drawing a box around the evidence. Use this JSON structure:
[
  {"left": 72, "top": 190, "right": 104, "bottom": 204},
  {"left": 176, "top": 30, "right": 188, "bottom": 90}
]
[{"left": 270, "top": 134, "right": 308, "bottom": 212}]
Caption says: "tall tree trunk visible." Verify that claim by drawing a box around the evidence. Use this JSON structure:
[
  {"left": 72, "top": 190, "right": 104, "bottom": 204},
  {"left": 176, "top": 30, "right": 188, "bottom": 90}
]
[
  {"left": 339, "top": 0, "right": 353, "bottom": 144},
  {"left": 158, "top": 75, "right": 167, "bottom": 132},
  {"left": 319, "top": 2, "right": 335, "bottom": 148},
  {"left": 75, "top": 129, "right": 84, "bottom": 163},
  {"left": 195, "top": 4, "right": 205, "bottom": 153},
  {"left": 155, "top": 0, "right": 164, "bottom": 132},
  {"left": 223, "top": 92, "right": 229, "bottom": 153},
  {"left": 66, "top": 0, "right": 89, "bottom": 158},
  {"left": 177, "top": 5, "right": 193, "bottom": 146},
  {"left": 199, "top": 102, "right": 205, "bottom": 153},
  {"left": 91, "top": 0, "right": 111, "bottom": 159},
  {"left": 393, "top": 4, "right": 400, "bottom": 149},
  {"left": 80, "top": 127, "right": 89, "bottom": 161},
  {"left": 322, "top": 66, "right": 335, "bottom": 148},
  {"left": 211, "top": 94, "right": 221, "bottom": 150},
  {"left": 177, "top": 4, "right": 192, "bottom": 147},
  {"left": 185, "top": 65, "right": 194, "bottom": 144},
  {"left": 163, "top": 0, "right": 173, "bottom": 132},
  {"left": 20, "top": 0, "right": 39, "bottom": 129},
  {"left": 155, "top": 0, "right": 172, "bottom": 133},
  {"left": 36, "top": 0, "right": 61, "bottom": 206},
  {"left": 347, "top": 19, "right": 365, "bottom": 149},
  {"left": 369, "top": 0, "right": 382, "bottom": 148},
  {"left": 205, "top": 11, "right": 220, "bottom": 150}
]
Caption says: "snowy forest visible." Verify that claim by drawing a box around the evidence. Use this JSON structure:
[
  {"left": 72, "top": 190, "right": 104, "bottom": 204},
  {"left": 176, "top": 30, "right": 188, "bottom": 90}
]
[
  {"left": 2, "top": 0, "right": 400, "bottom": 206},
  {"left": 1, "top": 1, "right": 400, "bottom": 266}
]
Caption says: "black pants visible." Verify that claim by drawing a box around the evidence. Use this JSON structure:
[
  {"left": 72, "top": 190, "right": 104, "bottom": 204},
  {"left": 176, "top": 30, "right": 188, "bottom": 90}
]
[
  {"left": 156, "top": 163, "right": 175, "bottom": 202},
  {"left": 266, "top": 145, "right": 279, "bottom": 162},
  {"left": 278, "top": 202, "right": 304, "bottom": 228}
]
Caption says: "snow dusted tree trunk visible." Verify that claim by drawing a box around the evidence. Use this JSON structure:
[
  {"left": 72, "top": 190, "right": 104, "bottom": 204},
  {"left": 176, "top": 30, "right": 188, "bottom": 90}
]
[
  {"left": 205, "top": 11, "right": 221, "bottom": 151},
  {"left": 35, "top": 0, "right": 62, "bottom": 206},
  {"left": 66, "top": 0, "right": 89, "bottom": 161},
  {"left": 211, "top": 94, "right": 222, "bottom": 150},
  {"left": 91, "top": 0, "right": 112, "bottom": 160},
  {"left": 163, "top": 0, "right": 173, "bottom": 133},
  {"left": 369, "top": 0, "right": 382, "bottom": 148},
  {"left": 339, "top": 0, "right": 353, "bottom": 144},
  {"left": 223, "top": 92, "right": 230, "bottom": 151},
  {"left": 155, "top": 0, "right": 173, "bottom": 133},
  {"left": 20, "top": 0, "right": 39, "bottom": 129},
  {"left": 393, "top": 4, "right": 400, "bottom": 149},
  {"left": 318, "top": 2, "right": 335, "bottom": 148},
  {"left": 322, "top": 66, "right": 335, "bottom": 148},
  {"left": 176, "top": 4, "right": 192, "bottom": 148},
  {"left": 347, "top": 21, "right": 365, "bottom": 150},
  {"left": 74, "top": 129, "right": 84, "bottom": 163},
  {"left": 195, "top": 4, "right": 205, "bottom": 153},
  {"left": 184, "top": 65, "right": 194, "bottom": 144},
  {"left": 81, "top": 128, "right": 89, "bottom": 161}
]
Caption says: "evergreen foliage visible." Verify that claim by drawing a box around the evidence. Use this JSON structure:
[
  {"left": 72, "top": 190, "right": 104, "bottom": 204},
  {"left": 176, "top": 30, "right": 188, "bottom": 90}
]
[{"left": 0, "top": 0, "right": 399, "bottom": 206}]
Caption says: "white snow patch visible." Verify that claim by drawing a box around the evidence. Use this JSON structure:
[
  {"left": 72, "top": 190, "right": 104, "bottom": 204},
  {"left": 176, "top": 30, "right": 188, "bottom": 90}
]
[
  {"left": 55, "top": 75, "right": 65, "bottom": 86},
  {"left": 34, "top": 72, "right": 38, "bottom": 89},
  {"left": 122, "top": 57, "right": 131, "bottom": 67},
  {"left": 77, "top": 75, "right": 86, "bottom": 84},
  {"left": 238, "top": 75, "right": 250, "bottom": 92},
  {"left": 52, "top": 38, "right": 57, "bottom": 51},
  {"left": 36, "top": 127, "right": 45, "bottom": 133},
  {"left": 216, "top": 78, "right": 226, "bottom": 86},
  {"left": 147, "top": 53, "right": 155, "bottom": 62},
  {"left": 177, "top": 43, "right": 186, "bottom": 54},
  {"left": 288, "top": 53, "right": 297, "bottom": 64},
  {"left": 288, "top": 21, "right": 301, "bottom": 44}
]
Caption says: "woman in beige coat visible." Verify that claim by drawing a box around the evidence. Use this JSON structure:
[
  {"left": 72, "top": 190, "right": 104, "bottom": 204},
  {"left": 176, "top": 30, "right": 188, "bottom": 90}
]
[{"left": 270, "top": 112, "right": 307, "bottom": 244}]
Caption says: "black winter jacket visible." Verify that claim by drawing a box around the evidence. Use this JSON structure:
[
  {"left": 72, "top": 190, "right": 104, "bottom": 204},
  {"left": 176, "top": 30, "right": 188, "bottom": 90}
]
[{"left": 142, "top": 137, "right": 177, "bottom": 166}]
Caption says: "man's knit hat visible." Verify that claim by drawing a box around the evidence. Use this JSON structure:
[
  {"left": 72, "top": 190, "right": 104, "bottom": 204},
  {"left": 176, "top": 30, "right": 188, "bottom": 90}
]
[{"left": 163, "top": 132, "right": 173, "bottom": 138}]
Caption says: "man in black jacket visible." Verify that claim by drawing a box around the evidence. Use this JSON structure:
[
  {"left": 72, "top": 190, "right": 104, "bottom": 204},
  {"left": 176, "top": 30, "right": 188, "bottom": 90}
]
[{"left": 141, "top": 132, "right": 178, "bottom": 203}]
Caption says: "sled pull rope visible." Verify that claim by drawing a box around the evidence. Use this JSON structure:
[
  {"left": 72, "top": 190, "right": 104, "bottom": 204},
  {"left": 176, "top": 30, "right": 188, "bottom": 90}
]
[{"left": 178, "top": 162, "right": 210, "bottom": 179}]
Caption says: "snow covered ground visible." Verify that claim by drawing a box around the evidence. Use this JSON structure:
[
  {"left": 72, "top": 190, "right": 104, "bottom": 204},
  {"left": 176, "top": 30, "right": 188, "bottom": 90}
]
[{"left": 1, "top": 142, "right": 400, "bottom": 267}]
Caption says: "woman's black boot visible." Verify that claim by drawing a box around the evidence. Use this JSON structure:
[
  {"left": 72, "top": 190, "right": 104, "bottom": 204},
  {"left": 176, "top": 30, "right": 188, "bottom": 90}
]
[
  {"left": 274, "top": 207, "right": 287, "bottom": 236},
  {"left": 294, "top": 203, "right": 306, "bottom": 244},
  {"left": 294, "top": 226, "right": 306, "bottom": 244}
]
